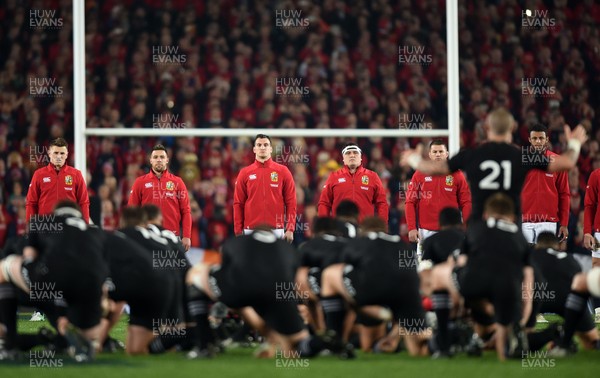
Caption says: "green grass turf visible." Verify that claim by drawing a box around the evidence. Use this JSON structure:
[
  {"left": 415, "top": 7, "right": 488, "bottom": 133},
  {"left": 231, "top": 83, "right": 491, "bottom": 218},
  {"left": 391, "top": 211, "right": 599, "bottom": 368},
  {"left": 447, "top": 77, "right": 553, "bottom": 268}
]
[{"left": 3, "top": 313, "right": 600, "bottom": 378}]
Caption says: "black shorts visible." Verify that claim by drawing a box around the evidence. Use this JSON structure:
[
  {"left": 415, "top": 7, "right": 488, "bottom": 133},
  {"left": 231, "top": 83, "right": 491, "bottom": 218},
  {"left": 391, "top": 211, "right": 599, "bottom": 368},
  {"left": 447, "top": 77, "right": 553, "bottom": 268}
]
[
  {"left": 127, "top": 276, "right": 172, "bottom": 330},
  {"left": 210, "top": 268, "right": 305, "bottom": 336},
  {"left": 343, "top": 264, "right": 425, "bottom": 331},
  {"left": 524, "top": 292, "right": 596, "bottom": 333},
  {"left": 26, "top": 260, "right": 106, "bottom": 330},
  {"left": 454, "top": 265, "right": 521, "bottom": 326}
]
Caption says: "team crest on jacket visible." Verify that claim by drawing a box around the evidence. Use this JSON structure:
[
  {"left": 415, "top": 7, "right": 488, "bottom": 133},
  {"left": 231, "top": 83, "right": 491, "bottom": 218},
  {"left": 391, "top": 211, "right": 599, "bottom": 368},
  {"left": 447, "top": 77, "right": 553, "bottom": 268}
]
[
  {"left": 65, "top": 175, "right": 73, "bottom": 185},
  {"left": 271, "top": 172, "right": 278, "bottom": 182},
  {"left": 166, "top": 181, "right": 175, "bottom": 190},
  {"left": 361, "top": 175, "right": 369, "bottom": 185},
  {"left": 445, "top": 175, "right": 453, "bottom": 186}
]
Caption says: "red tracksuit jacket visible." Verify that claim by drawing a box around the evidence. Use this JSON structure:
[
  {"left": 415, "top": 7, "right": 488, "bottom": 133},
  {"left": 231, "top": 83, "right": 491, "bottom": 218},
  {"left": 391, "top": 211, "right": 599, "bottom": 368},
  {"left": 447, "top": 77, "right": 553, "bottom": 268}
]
[
  {"left": 405, "top": 170, "right": 471, "bottom": 231},
  {"left": 584, "top": 168, "right": 600, "bottom": 234},
  {"left": 318, "top": 165, "right": 389, "bottom": 223},
  {"left": 233, "top": 159, "right": 297, "bottom": 235},
  {"left": 128, "top": 170, "right": 191, "bottom": 238},
  {"left": 521, "top": 150, "right": 569, "bottom": 225},
  {"left": 26, "top": 164, "right": 90, "bottom": 223}
]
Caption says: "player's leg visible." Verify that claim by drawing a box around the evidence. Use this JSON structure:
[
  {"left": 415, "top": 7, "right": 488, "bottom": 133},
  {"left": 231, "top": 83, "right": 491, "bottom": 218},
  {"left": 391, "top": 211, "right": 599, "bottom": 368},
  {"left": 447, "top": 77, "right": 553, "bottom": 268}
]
[
  {"left": 550, "top": 271, "right": 593, "bottom": 355},
  {"left": 320, "top": 263, "right": 354, "bottom": 338},
  {"left": 521, "top": 223, "right": 536, "bottom": 245},
  {"left": 429, "top": 262, "right": 458, "bottom": 356},
  {"left": 296, "top": 267, "right": 324, "bottom": 331}
]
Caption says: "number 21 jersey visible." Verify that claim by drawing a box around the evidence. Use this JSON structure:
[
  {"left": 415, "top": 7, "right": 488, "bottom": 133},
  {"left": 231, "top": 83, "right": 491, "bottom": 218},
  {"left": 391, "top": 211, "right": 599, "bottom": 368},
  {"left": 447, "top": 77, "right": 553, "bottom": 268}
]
[{"left": 448, "top": 142, "right": 548, "bottom": 221}]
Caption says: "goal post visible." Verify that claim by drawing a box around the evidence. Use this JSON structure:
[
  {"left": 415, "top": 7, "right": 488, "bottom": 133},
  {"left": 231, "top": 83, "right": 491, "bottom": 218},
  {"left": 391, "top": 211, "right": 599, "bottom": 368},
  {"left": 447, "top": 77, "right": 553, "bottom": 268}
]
[{"left": 72, "top": 1, "right": 461, "bottom": 175}]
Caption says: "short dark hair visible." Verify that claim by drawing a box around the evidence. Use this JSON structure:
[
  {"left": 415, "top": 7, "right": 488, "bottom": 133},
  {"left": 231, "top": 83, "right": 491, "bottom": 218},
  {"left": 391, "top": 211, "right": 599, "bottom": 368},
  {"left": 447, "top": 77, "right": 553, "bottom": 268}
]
[
  {"left": 312, "top": 216, "right": 341, "bottom": 236},
  {"left": 484, "top": 193, "right": 514, "bottom": 217},
  {"left": 151, "top": 144, "right": 168, "bottom": 155},
  {"left": 529, "top": 123, "right": 548, "bottom": 134},
  {"left": 429, "top": 139, "right": 447, "bottom": 150},
  {"left": 50, "top": 137, "right": 68, "bottom": 149},
  {"left": 335, "top": 200, "right": 360, "bottom": 220},
  {"left": 254, "top": 134, "right": 272, "bottom": 145},
  {"left": 360, "top": 216, "right": 387, "bottom": 233},
  {"left": 141, "top": 204, "right": 161, "bottom": 223},
  {"left": 54, "top": 199, "right": 81, "bottom": 212},
  {"left": 535, "top": 232, "right": 560, "bottom": 249},
  {"left": 438, "top": 207, "right": 462, "bottom": 228},
  {"left": 120, "top": 206, "right": 147, "bottom": 227}
]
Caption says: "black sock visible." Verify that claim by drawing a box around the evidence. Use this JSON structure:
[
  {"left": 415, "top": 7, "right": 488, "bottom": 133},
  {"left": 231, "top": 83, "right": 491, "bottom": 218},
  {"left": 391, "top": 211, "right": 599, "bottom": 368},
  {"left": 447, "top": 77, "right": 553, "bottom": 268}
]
[
  {"left": 432, "top": 290, "right": 452, "bottom": 353},
  {"left": 148, "top": 337, "right": 166, "bottom": 354},
  {"left": 527, "top": 327, "right": 557, "bottom": 351},
  {"left": 187, "top": 285, "right": 214, "bottom": 349},
  {"left": 297, "top": 335, "right": 325, "bottom": 357},
  {"left": 562, "top": 291, "right": 588, "bottom": 348},
  {"left": 16, "top": 334, "right": 48, "bottom": 351},
  {"left": 320, "top": 295, "right": 346, "bottom": 337},
  {"left": 0, "top": 283, "right": 17, "bottom": 349}
]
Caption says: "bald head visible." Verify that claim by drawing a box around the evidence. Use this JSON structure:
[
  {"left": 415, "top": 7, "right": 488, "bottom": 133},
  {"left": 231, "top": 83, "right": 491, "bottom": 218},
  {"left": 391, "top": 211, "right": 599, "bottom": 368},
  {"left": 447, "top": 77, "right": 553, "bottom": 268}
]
[{"left": 485, "top": 108, "right": 516, "bottom": 136}]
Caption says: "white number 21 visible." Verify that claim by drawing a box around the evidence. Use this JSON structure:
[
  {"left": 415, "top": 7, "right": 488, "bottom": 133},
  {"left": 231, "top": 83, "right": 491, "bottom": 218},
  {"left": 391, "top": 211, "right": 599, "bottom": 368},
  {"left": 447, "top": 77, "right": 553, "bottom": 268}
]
[{"left": 479, "top": 160, "right": 511, "bottom": 190}]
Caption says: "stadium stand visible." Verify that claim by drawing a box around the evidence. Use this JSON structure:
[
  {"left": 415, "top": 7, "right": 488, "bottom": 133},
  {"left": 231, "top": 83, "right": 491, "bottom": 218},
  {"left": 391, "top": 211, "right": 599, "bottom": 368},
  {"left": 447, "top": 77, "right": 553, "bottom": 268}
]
[{"left": 0, "top": 0, "right": 598, "bottom": 252}]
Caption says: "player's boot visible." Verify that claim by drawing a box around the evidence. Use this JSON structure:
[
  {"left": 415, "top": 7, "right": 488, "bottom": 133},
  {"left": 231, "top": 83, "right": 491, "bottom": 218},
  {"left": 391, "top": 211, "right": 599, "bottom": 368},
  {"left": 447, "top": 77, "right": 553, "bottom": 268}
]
[
  {"left": 465, "top": 333, "right": 484, "bottom": 357},
  {"left": 506, "top": 323, "right": 529, "bottom": 359},
  {"left": 321, "top": 330, "right": 355, "bottom": 360},
  {"left": 64, "top": 325, "right": 95, "bottom": 363},
  {"left": 29, "top": 311, "right": 45, "bottom": 322},
  {"left": 186, "top": 344, "right": 217, "bottom": 359}
]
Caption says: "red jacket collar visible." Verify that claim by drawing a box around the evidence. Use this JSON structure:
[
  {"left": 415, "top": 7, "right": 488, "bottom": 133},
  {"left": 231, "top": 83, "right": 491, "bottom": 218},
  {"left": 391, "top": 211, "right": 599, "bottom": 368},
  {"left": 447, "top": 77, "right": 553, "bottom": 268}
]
[
  {"left": 342, "top": 165, "right": 364, "bottom": 175},
  {"left": 148, "top": 170, "right": 173, "bottom": 179},
  {"left": 45, "top": 163, "right": 68, "bottom": 173},
  {"left": 253, "top": 158, "right": 273, "bottom": 168}
]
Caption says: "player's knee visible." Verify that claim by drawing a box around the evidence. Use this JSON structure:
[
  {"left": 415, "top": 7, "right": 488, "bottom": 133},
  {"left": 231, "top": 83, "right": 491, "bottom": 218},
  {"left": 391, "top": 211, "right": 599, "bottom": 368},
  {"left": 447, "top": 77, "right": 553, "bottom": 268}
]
[
  {"left": 571, "top": 272, "right": 587, "bottom": 292},
  {"left": 0, "top": 255, "right": 22, "bottom": 285},
  {"left": 585, "top": 268, "right": 600, "bottom": 297}
]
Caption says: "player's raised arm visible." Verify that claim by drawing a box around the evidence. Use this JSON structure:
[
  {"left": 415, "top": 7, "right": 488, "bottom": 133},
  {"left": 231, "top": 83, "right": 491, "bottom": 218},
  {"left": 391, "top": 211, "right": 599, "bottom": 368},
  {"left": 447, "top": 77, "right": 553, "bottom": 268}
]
[
  {"left": 547, "top": 124, "right": 588, "bottom": 173},
  {"left": 401, "top": 144, "right": 451, "bottom": 176}
]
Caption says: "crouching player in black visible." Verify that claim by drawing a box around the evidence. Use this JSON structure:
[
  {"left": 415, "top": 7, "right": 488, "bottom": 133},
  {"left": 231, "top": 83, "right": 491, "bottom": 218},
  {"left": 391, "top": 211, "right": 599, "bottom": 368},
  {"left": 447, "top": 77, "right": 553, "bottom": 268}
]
[
  {"left": 524, "top": 232, "right": 599, "bottom": 354},
  {"left": 296, "top": 217, "right": 347, "bottom": 333},
  {"left": 0, "top": 200, "right": 109, "bottom": 362},
  {"left": 320, "top": 216, "right": 429, "bottom": 356},
  {"left": 114, "top": 206, "right": 191, "bottom": 354},
  {"left": 186, "top": 228, "right": 330, "bottom": 359},
  {"left": 430, "top": 193, "right": 534, "bottom": 361}
]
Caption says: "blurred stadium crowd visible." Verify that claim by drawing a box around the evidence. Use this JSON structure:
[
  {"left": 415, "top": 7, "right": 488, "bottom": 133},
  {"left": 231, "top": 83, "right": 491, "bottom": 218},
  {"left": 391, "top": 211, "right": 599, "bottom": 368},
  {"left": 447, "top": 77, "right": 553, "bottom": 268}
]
[{"left": 0, "top": 0, "right": 598, "bottom": 251}]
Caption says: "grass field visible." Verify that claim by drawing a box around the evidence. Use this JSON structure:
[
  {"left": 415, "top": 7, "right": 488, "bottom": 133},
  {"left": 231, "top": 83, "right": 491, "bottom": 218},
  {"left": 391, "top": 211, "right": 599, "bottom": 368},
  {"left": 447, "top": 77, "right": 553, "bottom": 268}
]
[{"left": 3, "top": 313, "right": 600, "bottom": 378}]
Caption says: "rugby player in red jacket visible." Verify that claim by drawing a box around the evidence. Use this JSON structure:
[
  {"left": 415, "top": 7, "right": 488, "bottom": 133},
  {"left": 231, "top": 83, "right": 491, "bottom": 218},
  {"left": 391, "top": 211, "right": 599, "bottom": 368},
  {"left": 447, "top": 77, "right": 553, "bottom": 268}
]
[
  {"left": 128, "top": 144, "right": 192, "bottom": 251},
  {"left": 584, "top": 168, "right": 600, "bottom": 267},
  {"left": 405, "top": 139, "right": 471, "bottom": 244},
  {"left": 26, "top": 137, "right": 90, "bottom": 223},
  {"left": 318, "top": 144, "right": 389, "bottom": 224},
  {"left": 233, "top": 134, "right": 296, "bottom": 242},
  {"left": 520, "top": 124, "right": 570, "bottom": 244}
]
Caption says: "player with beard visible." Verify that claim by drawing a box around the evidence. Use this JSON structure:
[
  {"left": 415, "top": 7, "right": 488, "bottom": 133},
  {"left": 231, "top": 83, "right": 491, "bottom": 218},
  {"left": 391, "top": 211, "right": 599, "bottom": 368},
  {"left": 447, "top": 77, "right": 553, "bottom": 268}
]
[
  {"left": 520, "top": 124, "right": 570, "bottom": 244},
  {"left": 405, "top": 140, "right": 471, "bottom": 254},
  {"left": 129, "top": 144, "right": 192, "bottom": 251}
]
